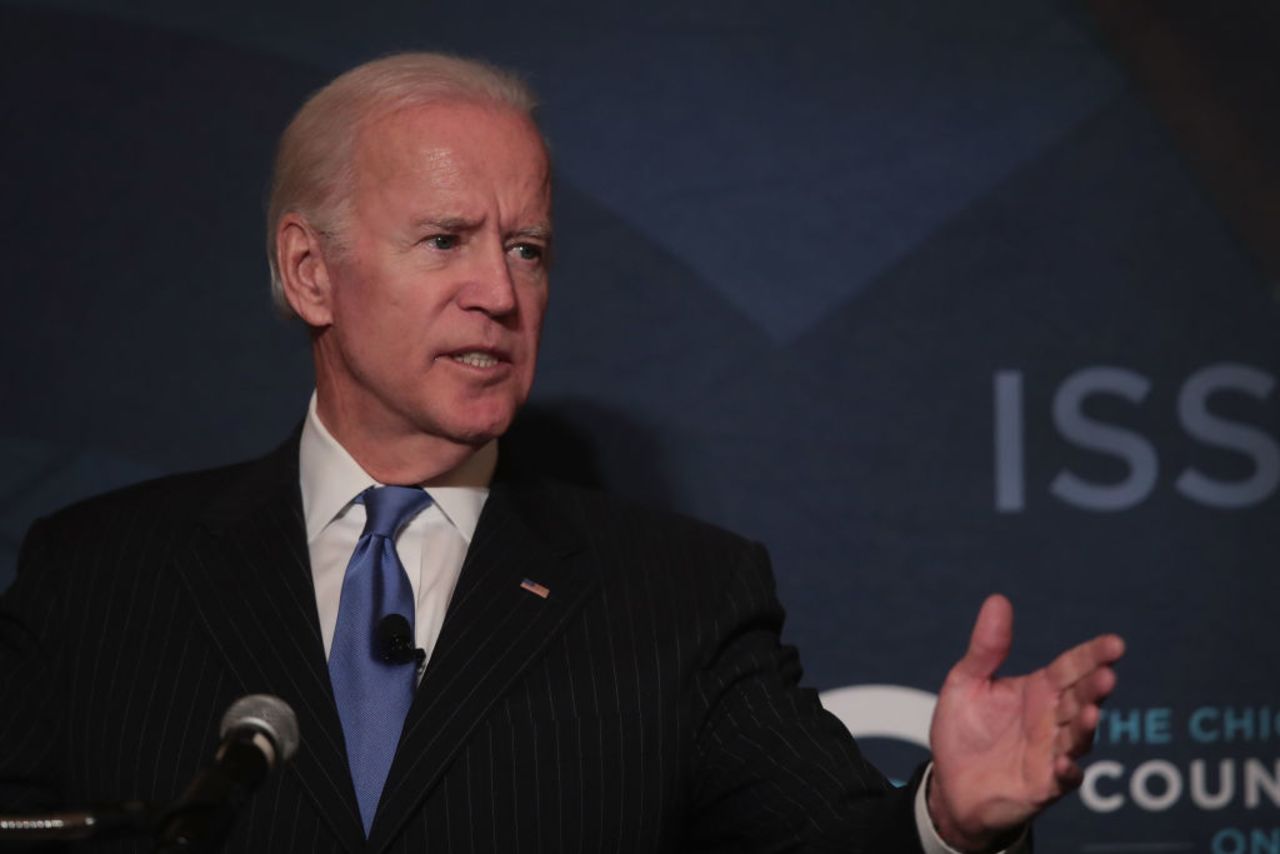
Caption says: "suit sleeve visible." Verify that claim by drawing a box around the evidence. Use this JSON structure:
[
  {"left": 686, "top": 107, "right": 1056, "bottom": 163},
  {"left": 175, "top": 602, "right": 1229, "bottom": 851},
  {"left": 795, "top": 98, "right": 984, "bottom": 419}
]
[
  {"left": 0, "top": 518, "right": 69, "bottom": 814},
  {"left": 684, "top": 539, "right": 926, "bottom": 853}
]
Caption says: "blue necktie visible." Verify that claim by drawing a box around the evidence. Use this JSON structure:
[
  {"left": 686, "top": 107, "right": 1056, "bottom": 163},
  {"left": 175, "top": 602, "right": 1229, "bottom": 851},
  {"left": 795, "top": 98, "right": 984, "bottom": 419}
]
[{"left": 328, "top": 485, "right": 432, "bottom": 835}]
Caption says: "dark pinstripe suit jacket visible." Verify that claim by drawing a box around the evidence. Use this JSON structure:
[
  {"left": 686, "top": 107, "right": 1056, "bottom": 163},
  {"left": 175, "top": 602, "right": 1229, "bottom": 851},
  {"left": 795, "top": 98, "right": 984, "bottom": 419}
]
[{"left": 0, "top": 437, "right": 923, "bottom": 853}]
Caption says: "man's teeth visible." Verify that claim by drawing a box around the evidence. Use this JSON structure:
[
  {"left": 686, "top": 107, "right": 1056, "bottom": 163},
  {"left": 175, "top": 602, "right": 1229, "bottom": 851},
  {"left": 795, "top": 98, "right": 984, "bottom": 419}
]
[{"left": 451, "top": 351, "right": 499, "bottom": 368}]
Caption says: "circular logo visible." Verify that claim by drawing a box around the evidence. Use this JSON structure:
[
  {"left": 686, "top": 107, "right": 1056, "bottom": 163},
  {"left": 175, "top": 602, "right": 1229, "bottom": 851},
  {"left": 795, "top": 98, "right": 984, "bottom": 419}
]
[{"left": 818, "top": 683, "right": 937, "bottom": 748}]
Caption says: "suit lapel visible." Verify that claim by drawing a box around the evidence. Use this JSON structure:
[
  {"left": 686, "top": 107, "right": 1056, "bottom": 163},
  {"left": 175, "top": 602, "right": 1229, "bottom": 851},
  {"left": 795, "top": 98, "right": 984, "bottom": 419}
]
[
  {"left": 176, "top": 437, "right": 366, "bottom": 854},
  {"left": 368, "top": 481, "right": 597, "bottom": 853}
]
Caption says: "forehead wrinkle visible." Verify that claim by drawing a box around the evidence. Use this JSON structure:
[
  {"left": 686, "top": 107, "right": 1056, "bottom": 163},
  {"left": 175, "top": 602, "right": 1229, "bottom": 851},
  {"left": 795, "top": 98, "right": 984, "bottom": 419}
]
[
  {"left": 349, "top": 101, "right": 551, "bottom": 240},
  {"left": 354, "top": 110, "right": 464, "bottom": 192},
  {"left": 497, "top": 170, "right": 553, "bottom": 239},
  {"left": 351, "top": 154, "right": 461, "bottom": 231}
]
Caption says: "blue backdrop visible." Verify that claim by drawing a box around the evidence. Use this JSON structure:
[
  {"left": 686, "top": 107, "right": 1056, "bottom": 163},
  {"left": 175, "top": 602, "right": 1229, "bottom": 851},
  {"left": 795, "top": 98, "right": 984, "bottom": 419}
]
[{"left": 2, "top": 2, "right": 1277, "bottom": 850}]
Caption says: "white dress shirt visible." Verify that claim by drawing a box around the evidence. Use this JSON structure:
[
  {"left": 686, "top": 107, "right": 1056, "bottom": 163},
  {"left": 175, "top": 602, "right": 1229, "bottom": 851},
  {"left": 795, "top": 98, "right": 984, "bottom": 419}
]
[
  {"left": 298, "top": 394, "right": 493, "bottom": 668},
  {"left": 296, "top": 393, "right": 1023, "bottom": 853}
]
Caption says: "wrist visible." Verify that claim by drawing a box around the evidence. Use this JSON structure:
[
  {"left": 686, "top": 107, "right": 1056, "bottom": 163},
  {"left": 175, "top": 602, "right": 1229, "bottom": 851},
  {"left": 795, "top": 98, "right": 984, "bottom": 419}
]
[{"left": 925, "top": 768, "right": 1025, "bottom": 853}]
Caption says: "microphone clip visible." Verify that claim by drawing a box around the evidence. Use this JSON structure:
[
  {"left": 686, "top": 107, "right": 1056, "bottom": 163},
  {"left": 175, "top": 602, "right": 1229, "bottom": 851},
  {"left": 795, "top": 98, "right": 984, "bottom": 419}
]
[{"left": 375, "top": 614, "right": 427, "bottom": 669}]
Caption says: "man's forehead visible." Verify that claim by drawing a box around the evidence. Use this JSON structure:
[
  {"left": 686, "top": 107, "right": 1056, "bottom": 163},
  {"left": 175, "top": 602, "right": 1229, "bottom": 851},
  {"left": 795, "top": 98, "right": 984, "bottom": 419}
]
[
  {"left": 345, "top": 103, "right": 552, "bottom": 234},
  {"left": 354, "top": 100, "right": 548, "bottom": 180}
]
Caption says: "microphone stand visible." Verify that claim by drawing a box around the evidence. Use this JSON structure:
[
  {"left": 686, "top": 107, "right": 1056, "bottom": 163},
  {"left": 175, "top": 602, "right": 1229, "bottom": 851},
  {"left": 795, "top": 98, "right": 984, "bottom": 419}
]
[
  {"left": 0, "top": 801, "right": 155, "bottom": 844},
  {"left": 1, "top": 694, "right": 297, "bottom": 852}
]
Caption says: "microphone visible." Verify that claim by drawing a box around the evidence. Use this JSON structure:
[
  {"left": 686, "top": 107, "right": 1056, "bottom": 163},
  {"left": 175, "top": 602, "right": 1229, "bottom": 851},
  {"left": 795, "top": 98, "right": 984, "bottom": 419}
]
[
  {"left": 152, "top": 694, "right": 300, "bottom": 853},
  {"left": 0, "top": 801, "right": 153, "bottom": 843},
  {"left": 376, "top": 614, "right": 426, "bottom": 668}
]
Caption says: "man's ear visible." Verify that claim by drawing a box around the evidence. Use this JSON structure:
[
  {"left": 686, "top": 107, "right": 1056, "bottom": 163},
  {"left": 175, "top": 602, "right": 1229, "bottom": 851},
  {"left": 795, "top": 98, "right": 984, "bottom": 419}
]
[{"left": 276, "top": 213, "right": 335, "bottom": 326}]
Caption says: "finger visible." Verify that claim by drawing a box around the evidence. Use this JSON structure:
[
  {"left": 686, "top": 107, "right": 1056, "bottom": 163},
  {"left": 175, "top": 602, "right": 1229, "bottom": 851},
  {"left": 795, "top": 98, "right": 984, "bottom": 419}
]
[
  {"left": 1045, "top": 637, "right": 1120, "bottom": 692},
  {"left": 951, "top": 594, "right": 1013, "bottom": 681},
  {"left": 1056, "top": 687, "right": 1081, "bottom": 725},
  {"left": 1046, "top": 634, "right": 1125, "bottom": 692},
  {"left": 1054, "top": 754, "right": 1084, "bottom": 791},
  {"left": 1056, "top": 703, "right": 1100, "bottom": 759},
  {"left": 1070, "top": 666, "right": 1118, "bottom": 708},
  {"left": 1055, "top": 669, "right": 1114, "bottom": 748}
]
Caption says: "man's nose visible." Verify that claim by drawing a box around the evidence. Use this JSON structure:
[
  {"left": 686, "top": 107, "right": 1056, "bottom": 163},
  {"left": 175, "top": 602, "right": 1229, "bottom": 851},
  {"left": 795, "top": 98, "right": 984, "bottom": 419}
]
[{"left": 458, "top": 242, "right": 518, "bottom": 316}]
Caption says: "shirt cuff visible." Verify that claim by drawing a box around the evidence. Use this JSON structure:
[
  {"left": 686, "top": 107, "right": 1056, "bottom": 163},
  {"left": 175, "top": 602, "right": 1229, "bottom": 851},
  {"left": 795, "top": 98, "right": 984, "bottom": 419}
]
[{"left": 914, "top": 763, "right": 1031, "bottom": 854}]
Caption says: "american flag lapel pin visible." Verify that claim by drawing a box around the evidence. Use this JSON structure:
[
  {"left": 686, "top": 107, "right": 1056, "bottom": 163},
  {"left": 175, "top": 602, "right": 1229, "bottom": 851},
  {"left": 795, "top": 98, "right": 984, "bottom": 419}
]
[{"left": 520, "top": 578, "right": 551, "bottom": 599}]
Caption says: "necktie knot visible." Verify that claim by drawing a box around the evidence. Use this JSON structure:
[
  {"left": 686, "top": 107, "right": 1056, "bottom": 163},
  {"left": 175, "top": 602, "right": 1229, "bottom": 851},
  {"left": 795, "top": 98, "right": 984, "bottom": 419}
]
[{"left": 359, "top": 485, "right": 432, "bottom": 539}]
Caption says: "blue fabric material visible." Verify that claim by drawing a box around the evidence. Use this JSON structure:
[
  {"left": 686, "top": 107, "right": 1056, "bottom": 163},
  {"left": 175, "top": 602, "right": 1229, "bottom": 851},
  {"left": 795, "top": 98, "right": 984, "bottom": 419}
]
[{"left": 328, "top": 485, "right": 432, "bottom": 835}]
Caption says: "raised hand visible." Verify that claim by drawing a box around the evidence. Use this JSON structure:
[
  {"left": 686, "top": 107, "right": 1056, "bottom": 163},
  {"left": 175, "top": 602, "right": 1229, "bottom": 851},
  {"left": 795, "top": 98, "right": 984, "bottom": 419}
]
[{"left": 925, "top": 594, "right": 1125, "bottom": 852}]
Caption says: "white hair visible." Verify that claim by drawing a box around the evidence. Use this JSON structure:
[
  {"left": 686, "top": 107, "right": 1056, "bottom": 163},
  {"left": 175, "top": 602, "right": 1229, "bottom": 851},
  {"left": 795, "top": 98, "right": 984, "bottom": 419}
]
[{"left": 265, "top": 52, "right": 539, "bottom": 316}]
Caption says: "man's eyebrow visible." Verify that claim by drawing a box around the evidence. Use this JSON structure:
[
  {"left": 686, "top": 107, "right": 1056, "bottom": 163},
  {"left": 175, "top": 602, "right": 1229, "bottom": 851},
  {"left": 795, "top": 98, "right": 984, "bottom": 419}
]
[
  {"left": 411, "top": 218, "right": 551, "bottom": 242},
  {"left": 413, "top": 215, "right": 479, "bottom": 232},
  {"left": 509, "top": 224, "right": 553, "bottom": 242}
]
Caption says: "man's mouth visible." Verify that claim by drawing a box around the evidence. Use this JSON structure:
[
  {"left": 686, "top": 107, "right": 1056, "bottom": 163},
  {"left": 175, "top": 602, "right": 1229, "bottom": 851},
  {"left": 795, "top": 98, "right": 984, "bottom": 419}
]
[{"left": 448, "top": 350, "right": 502, "bottom": 369}]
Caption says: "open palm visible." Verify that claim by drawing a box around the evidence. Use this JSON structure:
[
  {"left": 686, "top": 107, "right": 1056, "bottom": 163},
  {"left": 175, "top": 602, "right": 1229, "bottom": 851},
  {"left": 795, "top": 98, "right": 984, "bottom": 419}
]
[{"left": 926, "top": 595, "right": 1124, "bottom": 851}]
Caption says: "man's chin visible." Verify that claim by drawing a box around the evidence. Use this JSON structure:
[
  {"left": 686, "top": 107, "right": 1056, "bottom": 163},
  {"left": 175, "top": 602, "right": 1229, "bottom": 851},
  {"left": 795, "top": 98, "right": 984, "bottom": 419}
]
[{"left": 435, "top": 409, "right": 518, "bottom": 448}]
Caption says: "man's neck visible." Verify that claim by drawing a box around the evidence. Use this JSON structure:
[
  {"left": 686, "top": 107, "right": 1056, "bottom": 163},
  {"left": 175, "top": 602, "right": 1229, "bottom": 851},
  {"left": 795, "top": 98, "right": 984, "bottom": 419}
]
[{"left": 313, "top": 398, "right": 497, "bottom": 488}]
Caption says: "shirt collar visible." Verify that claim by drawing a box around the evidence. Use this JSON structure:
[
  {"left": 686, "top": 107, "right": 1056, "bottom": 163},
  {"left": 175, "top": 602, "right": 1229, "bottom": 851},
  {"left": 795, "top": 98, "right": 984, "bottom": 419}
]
[{"left": 298, "top": 392, "right": 493, "bottom": 545}]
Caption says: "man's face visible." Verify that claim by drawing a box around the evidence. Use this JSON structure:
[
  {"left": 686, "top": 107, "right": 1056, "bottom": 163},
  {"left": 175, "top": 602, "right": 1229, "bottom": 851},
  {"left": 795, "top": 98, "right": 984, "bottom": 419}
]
[{"left": 312, "top": 101, "right": 552, "bottom": 452}]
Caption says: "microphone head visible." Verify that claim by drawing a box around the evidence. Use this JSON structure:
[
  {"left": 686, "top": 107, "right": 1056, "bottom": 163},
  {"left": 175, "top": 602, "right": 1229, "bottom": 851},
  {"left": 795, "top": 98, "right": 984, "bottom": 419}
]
[
  {"left": 375, "top": 613, "right": 415, "bottom": 663},
  {"left": 219, "top": 694, "right": 300, "bottom": 766}
]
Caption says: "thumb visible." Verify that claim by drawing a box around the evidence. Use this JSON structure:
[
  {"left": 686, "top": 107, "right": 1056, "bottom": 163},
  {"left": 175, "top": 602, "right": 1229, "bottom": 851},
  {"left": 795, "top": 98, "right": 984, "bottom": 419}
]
[{"left": 952, "top": 593, "right": 1014, "bottom": 681}]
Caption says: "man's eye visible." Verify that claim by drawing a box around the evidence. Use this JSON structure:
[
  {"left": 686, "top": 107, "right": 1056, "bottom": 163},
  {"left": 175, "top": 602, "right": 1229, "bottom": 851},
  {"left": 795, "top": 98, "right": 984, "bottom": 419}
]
[
  {"left": 426, "top": 234, "right": 458, "bottom": 250},
  {"left": 510, "top": 243, "right": 543, "bottom": 262}
]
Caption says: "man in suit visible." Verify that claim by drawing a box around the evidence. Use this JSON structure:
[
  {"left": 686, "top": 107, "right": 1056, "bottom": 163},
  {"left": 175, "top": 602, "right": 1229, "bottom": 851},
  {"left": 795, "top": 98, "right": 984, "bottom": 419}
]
[{"left": 0, "top": 53, "right": 1122, "bottom": 852}]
